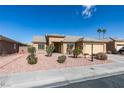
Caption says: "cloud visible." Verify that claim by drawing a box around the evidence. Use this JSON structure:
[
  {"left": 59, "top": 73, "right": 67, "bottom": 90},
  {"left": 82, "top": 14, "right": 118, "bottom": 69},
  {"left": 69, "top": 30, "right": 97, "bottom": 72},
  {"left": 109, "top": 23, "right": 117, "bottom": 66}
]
[{"left": 81, "top": 5, "right": 96, "bottom": 19}]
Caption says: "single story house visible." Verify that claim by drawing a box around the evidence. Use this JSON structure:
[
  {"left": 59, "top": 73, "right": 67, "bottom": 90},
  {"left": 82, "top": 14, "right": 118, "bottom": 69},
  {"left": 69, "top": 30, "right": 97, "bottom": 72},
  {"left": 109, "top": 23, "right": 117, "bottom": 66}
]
[
  {"left": 32, "top": 34, "right": 108, "bottom": 55},
  {"left": 106, "top": 37, "right": 124, "bottom": 53},
  {"left": 0, "top": 35, "right": 27, "bottom": 55}
]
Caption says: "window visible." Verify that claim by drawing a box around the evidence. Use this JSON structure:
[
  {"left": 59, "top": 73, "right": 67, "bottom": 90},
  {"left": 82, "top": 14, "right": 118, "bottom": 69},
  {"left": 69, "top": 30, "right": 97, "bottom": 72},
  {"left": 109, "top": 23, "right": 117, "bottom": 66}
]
[
  {"left": 13, "top": 44, "right": 16, "bottom": 49},
  {"left": 38, "top": 44, "right": 45, "bottom": 49},
  {"left": 67, "top": 43, "right": 74, "bottom": 49}
]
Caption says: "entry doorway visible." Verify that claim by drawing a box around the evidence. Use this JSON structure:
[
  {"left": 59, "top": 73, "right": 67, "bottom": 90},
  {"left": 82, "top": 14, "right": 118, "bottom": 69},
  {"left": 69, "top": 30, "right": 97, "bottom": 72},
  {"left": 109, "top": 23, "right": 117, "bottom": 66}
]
[{"left": 53, "top": 42, "right": 62, "bottom": 53}]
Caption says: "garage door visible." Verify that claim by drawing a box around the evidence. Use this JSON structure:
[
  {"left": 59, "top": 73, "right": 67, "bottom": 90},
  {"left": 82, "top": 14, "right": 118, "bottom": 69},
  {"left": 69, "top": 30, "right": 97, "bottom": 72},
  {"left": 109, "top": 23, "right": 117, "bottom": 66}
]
[
  {"left": 93, "top": 44, "right": 104, "bottom": 54},
  {"left": 84, "top": 44, "right": 104, "bottom": 55},
  {"left": 116, "top": 45, "right": 124, "bottom": 51}
]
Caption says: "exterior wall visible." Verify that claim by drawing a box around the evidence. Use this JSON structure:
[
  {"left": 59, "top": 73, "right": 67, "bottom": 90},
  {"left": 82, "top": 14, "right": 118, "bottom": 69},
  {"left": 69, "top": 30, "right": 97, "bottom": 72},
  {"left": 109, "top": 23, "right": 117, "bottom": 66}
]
[
  {"left": 33, "top": 43, "right": 39, "bottom": 50},
  {"left": 48, "top": 37, "right": 64, "bottom": 44},
  {"left": 106, "top": 41, "right": 124, "bottom": 53},
  {"left": 33, "top": 42, "right": 46, "bottom": 51},
  {"left": 61, "top": 43, "right": 67, "bottom": 54},
  {"left": 115, "top": 41, "right": 124, "bottom": 49},
  {"left": 0, "top": 41, "right": 2, "bottom": 54},
  {"left": 61, "top": 42, "right": 76, "bottom": 54},
  {"left": 19, "top": 46, "right": 28, "bottom": 54},
  {"left": 0, "top": 40, "right": 19, "bottom": 55}
]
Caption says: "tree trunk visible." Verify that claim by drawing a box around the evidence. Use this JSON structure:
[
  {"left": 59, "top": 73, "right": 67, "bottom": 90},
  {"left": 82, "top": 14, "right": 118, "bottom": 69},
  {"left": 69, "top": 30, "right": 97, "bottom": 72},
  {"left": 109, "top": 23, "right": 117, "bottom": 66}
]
[{"left": 99, "top": 33, "right": 100, "bottom": 39}]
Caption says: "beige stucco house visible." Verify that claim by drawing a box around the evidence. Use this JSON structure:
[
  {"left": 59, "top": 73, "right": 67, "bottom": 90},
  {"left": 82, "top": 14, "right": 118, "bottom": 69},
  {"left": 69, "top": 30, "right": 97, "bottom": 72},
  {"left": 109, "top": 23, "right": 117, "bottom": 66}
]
[
  {"left": 106, "top": 37, "right": 124, "bottom": 53},
  {"left": 32, "top": 34, "right": 109, "bottom": 55}
]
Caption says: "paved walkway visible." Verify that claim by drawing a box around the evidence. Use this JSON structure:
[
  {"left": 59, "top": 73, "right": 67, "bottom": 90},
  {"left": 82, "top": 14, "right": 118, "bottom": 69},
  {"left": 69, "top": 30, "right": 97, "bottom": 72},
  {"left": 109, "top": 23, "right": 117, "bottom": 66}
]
[{"left": 0, "top": 54, "right": 124, "bottom": 87}]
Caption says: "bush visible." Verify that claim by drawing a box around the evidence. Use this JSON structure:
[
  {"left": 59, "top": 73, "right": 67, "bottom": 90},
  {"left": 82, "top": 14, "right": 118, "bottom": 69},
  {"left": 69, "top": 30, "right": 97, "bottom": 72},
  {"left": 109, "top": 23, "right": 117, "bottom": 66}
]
[
  {"left": 26, "top": 54, "right": 37, "bottom": 64},
  {"left": 73, "top": 48, "right": 82, "bottom": 58},
  {"left": 28, "top": 47, "right": 36, "bottom": 54},
  {"left": 27, "top": 46, "right": 37, "bottom": 65},
  {"left": 46, "top": 44, "right": 55, "bottom": 57},
  {"left": 95, "top": 52, "right": 107, "bottom": 60},
  {"left": 57, "top": 55, "right": 66, "bottom": 63}
]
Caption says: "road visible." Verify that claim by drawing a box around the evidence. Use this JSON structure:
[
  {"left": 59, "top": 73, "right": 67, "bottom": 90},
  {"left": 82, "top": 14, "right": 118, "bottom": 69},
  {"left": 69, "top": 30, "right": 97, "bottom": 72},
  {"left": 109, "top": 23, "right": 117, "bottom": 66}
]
[{"left": 57, "top": 74, "right": 124, "bottom": 88}]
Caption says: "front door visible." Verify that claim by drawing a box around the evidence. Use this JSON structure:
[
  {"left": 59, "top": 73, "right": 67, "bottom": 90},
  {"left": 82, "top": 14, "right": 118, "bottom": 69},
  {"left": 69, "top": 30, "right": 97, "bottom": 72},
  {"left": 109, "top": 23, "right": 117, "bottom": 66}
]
[{"left": 53, "top": 42, "right": 61, "bottom": 53}]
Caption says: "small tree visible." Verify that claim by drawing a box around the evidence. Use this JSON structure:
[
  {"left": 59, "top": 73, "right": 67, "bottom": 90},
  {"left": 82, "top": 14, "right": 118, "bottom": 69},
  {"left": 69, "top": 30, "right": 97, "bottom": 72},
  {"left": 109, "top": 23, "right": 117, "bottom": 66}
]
[
  {"left": 28, "top": 47, "right": 36, "bottom": 54},
  {"left": 97, "top": 28, "right": 102, "bottom": 39},
  {"left": 26, "top": 47, "right": 37, "bottom": 65},
  {"left": 102, "top": 29, "right": 107, "bottom": 39},
  {"left": 46, "top": 44, "right": 55, "bottom": 57},
  {"left": 73, "top": 48, "right": 82, "bottom": 58}
]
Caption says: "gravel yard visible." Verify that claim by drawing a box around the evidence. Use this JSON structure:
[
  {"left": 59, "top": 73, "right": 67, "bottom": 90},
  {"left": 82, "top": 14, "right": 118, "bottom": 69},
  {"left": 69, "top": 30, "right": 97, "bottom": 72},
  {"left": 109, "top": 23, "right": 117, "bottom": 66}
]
[{"left": 0, "top": 52, "right": 111, "bottom": 75}]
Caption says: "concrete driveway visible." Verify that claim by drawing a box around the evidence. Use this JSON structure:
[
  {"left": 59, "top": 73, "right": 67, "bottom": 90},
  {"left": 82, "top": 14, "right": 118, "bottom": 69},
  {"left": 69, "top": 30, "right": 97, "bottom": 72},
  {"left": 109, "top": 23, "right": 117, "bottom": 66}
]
[{"left": 108, "top": 54, "right": 124, "bottom": 63}]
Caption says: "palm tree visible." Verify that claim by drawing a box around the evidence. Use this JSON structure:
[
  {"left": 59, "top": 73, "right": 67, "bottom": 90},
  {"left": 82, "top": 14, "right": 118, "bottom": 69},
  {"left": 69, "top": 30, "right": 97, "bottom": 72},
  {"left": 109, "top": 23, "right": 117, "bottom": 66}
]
[
  {"left": 97, "top": 29, "right": 102, "bottom": 39},
  {"left": 102, "top": 29, "right": 107, "bottom": 39}
]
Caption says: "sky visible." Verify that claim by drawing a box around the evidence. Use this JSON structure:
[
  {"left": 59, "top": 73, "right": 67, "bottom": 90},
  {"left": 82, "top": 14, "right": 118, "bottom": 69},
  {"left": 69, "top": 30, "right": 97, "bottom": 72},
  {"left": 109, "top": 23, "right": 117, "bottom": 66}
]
[{"left": 0, "top": 5, "right": 124, "bottom": 43}]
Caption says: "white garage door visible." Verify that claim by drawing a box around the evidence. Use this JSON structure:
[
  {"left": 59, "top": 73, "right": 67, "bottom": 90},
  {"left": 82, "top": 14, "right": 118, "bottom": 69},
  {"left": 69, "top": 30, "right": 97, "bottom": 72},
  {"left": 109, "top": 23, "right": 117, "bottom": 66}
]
[{"left": 116, "top": 45, "right": 124, "bottom": 51}]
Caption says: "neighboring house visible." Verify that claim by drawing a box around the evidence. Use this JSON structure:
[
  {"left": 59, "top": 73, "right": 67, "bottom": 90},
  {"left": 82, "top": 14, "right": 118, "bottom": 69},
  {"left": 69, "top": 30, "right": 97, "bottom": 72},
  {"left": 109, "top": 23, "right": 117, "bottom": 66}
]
[
  {"left": 32, "top": 34, "right": 108, "bottom": 55},
  {"left": 106, "top": 37, "right": 124, "bottom": 53},
  {"left": 0, "top": 35, "right": 27, "bottom": 55}
]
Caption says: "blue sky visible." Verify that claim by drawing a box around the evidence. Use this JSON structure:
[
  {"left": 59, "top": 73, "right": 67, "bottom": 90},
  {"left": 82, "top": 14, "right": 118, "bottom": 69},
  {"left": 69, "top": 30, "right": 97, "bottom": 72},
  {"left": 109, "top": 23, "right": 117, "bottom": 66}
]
[{"left": 0, "top": 5, "right": 124, "bottom": 43}]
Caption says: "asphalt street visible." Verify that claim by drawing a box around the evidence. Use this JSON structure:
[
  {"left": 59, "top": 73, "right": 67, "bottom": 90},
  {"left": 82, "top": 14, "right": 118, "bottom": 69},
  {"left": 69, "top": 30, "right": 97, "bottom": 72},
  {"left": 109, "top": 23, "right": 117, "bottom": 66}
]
[{"left": 57, "top": 74, "right": 124, "bottom": 88}]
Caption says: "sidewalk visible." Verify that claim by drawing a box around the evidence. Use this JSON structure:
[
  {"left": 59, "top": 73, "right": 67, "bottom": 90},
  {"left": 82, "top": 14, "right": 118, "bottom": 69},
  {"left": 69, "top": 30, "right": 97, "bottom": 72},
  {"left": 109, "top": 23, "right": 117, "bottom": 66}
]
[{"left": 1, "top": 55, "right": 124, "bottom": 88}]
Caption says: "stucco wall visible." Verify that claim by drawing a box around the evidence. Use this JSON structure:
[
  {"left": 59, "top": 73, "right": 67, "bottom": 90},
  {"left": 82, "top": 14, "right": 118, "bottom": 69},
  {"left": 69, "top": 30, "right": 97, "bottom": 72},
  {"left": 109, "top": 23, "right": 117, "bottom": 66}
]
[
  {"left": 48, "top": 37, "right": 64, "bottom": 44},
  {"left": 115, "top": 41, "right": 124, "bottom": 49},
  {"left": 107, "top": 41, "right": 124, "bottom": 53},
  {"left": 32, "top": 42, "right": 46, "bottom": 51},
  {"left": 19, "top": 46, "right": 28, "bottom": 53},
  {"left": 33, "top": 43, "right": 39, "bottom": 50},
  {"left": 61, "top": 43, "right": 67, "bottom": 54}
]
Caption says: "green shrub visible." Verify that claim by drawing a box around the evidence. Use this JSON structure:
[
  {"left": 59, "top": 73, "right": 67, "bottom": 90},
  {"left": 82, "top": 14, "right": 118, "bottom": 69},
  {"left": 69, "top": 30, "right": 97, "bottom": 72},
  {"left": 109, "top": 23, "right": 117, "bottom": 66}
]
[
  {"left": 73, "top": 48, "right": 82, "bottom": 58},
  {"left": 46, "top": 44, "right": 55, "bottom": 56},
  {"left": 26, "top": 54, "right": 37, "bottom": 64},
  {"left": 27, "top": 46, "right": 37, "bottom": 65},
  {"left": 28, "top": 47, "right": 36, "bottom": 54},
  {"left": 57, "top": 55, "right": 66, "bottom": 63},
  {"left": 95, "top": 52, "right": 107, "bottom": 60}
]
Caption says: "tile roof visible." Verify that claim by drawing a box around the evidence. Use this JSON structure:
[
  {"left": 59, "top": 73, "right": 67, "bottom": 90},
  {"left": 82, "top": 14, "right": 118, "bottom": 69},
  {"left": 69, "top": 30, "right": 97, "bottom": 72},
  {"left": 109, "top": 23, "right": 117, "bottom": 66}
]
[
  {"left": 78, "top": 37, "right": 109, "bottom": 42},
  {"left": 0, "top": 35, "right": 27, "bottom": 45},
  {"left": 32, "top": 36, "right": 46, "bottom": 43},
  {"left": 63, "top": 36, "right": 82, "bottom": 42},
  {"left": 47, "top": 34, "right": 65, "bottom": 37},
  {"left": 110, "top": 37, "right": 124, "bottom": 41}
]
